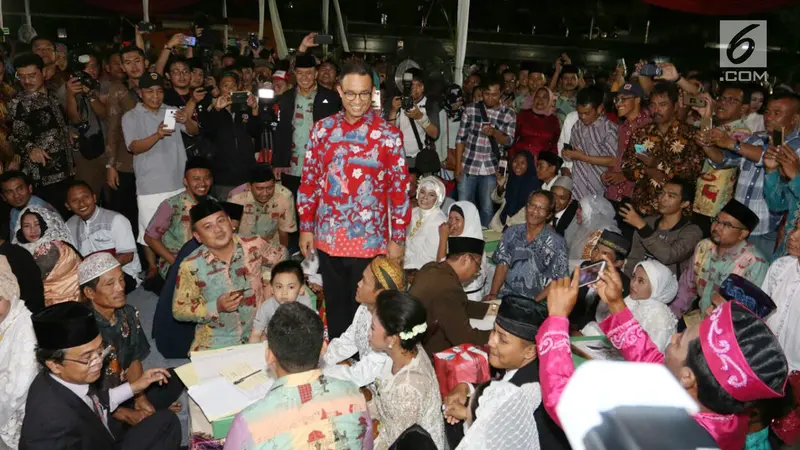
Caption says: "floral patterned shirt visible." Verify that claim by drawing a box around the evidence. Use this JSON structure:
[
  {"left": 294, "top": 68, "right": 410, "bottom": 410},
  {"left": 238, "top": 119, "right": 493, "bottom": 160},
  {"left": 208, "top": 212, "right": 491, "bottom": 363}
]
[
  {"left": 298, "top": 110, "right": 411, "bottom": 258},
  {"left": 622, "top": 120, "right": 703, "bottom": 216},
  {"left": 92, "top": 304, "right": 150, "bottom": 391},
  {"left": 228, "top": 183, "right": 297, "bottom": 243},
  {"left": 145, "top": 192, "right": 203, "bottom": 278},
  {"left": 172, "top": 235, "right": 286, "bottom": 351}
]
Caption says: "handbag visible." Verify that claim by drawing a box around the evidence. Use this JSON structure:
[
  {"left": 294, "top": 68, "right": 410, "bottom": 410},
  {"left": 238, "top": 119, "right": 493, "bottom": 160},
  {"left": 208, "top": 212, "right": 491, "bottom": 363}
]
[
  {"left": 477, "top": 101, "right": 503, "bottom": 163},
  {"left": 76, "top": 98, "right": 105, "bottom": 160}
]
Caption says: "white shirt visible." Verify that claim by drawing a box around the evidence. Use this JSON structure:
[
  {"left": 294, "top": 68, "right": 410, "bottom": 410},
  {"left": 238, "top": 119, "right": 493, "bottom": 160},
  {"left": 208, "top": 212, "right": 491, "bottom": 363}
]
[
  {"left": 49, "top": 374, "right": 134, "bottom": 431},
  {"left": 557, "top": 111, "right": 579, "bottom": 171},
  {"left": 321, "top": 305, "right": 392, "bottom": 387},
  {"left": 541, "top": 175, "right": 560, "bottom": 192},
  {"left": 763, "top": 256, "right": 800, "bottom": 371},
  {"left": 66, "top": 206, "right": 142, "bottom": 282},
  {"left": 397, "top": 96, "right": 430, "bottom": 158},
  {"left": 405, "top": 207, "right": 447, "bottom": 270}
]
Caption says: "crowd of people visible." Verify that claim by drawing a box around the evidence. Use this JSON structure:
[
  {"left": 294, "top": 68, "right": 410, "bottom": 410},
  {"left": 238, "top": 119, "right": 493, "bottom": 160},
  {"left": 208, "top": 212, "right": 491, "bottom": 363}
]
[{"left": 0, "top": 21, "right": 799, "bottom": 450}]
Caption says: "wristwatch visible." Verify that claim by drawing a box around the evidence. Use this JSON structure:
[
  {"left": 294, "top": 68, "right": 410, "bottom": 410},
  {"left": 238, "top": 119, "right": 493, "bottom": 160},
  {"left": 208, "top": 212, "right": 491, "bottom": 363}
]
[{"left": 731, "top": 141, "right": 742, "bottom": 153}]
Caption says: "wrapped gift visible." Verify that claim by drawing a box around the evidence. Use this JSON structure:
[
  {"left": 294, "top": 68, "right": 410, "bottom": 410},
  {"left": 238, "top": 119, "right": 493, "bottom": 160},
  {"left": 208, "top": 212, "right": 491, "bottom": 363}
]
[{"left": 433, "top": 345, "right": 491, "bottom": 399}]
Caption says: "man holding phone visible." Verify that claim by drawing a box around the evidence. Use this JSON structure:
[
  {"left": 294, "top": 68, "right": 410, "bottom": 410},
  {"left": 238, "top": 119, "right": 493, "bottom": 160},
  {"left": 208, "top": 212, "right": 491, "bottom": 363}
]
[{"left": 272, "top": 34, "right": 342, "bottom": 199}]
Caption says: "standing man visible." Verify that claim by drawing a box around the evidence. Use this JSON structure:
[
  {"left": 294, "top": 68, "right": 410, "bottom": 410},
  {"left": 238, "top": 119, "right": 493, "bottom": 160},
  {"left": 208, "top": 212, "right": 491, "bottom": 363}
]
[
  {"left": 548, "top": 55, "right": 581, "bottom": 125},
  {"left": 388, "top": 68, "right": 440, "bottom": 166},
  {"left": 297, "top": 61, "right": 410, "bottom": 339},
  {"left": 317, "top": 60, "right": 338, "bottom": 91},
  {"left": 227, "top": 164, "right": 296, "bottom": 247},
  {"left": 8, "top": 54, "right": 74, "bottom": 216},
  {"left": 273, "top": 36, "right": 342, "bottom": 198},
  {"left": 30, "top": 36, "right": 68, "bottom": 92},
  {"left": 455, "top": 77, "right": 516, "bottom": 227},
  {"left": 603, "top": 81, "right": 650, "bottom": 205}
]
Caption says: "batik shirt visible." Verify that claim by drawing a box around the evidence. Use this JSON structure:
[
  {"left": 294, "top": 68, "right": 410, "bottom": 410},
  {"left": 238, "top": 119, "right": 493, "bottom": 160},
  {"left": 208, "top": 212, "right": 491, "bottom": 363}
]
[
  {"left": 145, "top": 192, "right": 204, "bottom": 278},
  {"left": 569, "top": 115, "right": 618, "bottom": 200},
  {"left": 289, "top": 89, "right": 316, "bottom": 177},
  {"left": 228, "top": 183, "right": 297, "bottom": 243},
  {"left": 298, "top": 110, "right": 411, "bottom": 258},
  {"left": 672, "top": 239, "right": 768, "bottom": 316},
  {"left": 92, "top": 304, "right": 150, "bottom": 391},
  {"left": 622, "top": 119, "right": 703, "bottom": 216},
  {"left": 606, "top": 109, "right": 651, "bottom": 201},
  {"left": 8, "top": 89, "right": 74, "bottom": 186},
  {"left": 694, "top": 118, "right": 751, "bottom": 218},
  {"left": 492, "top": 224, "right": 569, "bottom": 300},
  {"left": 224, "top": 369, "right": 372, "bottom": 450},
  {"left": 173, "top": 235, "right": 285, "bottom": 351}
]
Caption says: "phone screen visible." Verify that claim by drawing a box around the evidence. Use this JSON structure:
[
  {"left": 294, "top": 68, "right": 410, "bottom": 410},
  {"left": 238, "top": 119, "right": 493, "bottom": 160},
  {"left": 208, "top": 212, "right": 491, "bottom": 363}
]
[
  {"left": 578, "top": 261, "right": 606, "bottom": 288},
  {"left": 185, "top": 36, "right": 197, "bottom": 46},
  {"left": 163, "top": 109, "right": 177, "bottom": 131},
  {"left": 562, "top": 143, "right": 573, "bottom": 151},
  {"left": 498, "top": 159, "right": 508, "bottom": 177},
  {"left": 772, "top": 128, "right": 784, "bottom": 146}
]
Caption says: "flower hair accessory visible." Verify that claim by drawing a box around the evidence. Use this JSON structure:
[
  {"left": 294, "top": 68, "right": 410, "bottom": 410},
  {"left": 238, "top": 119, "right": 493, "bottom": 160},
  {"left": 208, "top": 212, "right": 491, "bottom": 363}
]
[{"left": 399, "top": 323, "right": 427, "bottom": 341}]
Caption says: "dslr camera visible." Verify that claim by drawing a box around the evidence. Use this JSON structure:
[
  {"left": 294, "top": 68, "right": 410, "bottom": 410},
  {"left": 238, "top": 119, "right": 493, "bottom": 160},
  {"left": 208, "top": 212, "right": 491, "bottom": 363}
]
[
  {"left": 68, "top": 53, "right": 100, "bottom": 91},
  {"left": 401, "top": 72, "right": 414, "bottom": 111}
]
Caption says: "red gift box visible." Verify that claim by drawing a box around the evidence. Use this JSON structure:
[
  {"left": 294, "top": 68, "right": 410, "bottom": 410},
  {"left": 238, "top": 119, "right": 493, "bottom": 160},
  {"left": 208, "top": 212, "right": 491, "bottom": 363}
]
[{"left": 433, "top": 345, "right": 491, "bottom": 399}]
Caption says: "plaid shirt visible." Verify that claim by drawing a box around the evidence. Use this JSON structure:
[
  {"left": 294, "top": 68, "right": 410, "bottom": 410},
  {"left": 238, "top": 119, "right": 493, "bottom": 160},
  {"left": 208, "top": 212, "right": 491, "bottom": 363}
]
[
  {"left": 456, "top": 102, "right": 516, "bottom": 176},
  {"left": 710, "top": 131, "right": 800, "bottom": 236}
]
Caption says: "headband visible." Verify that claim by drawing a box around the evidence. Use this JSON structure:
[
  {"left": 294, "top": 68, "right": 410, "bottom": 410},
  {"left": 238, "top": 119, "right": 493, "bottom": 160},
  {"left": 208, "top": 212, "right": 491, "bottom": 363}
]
[
  {"left": 699, "top": 301, "right": 787, "bottom": 402},
  {"left": 369, "top": 257, "right": 406, "bottom": 292}
]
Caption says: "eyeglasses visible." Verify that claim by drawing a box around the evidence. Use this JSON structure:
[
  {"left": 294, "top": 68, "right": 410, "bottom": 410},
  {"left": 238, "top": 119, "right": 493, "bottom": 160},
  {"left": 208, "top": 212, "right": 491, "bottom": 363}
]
[
  {"left": 469, "top": 254, "right": 482, "bottom": 270},
  {"left": 15, "top": 72, "right": 39, "bottom": 82},
  {"left": 63, "top": 345, "right": 112, "bottom": 366},
  {"left": 614, "top": 96, "right": 635, "bottom": 104},
  {"left": 711, "top": 217, "right": 746, "bottom": 231},
  {"left": 342, "top": 91, "right": 372, "bottom": 101},
  {"left": 718, "top": 96, "right": 743, "bottom": 104},
  {"left": 526, "top": 203, "right": 551, "bottom": 213}
]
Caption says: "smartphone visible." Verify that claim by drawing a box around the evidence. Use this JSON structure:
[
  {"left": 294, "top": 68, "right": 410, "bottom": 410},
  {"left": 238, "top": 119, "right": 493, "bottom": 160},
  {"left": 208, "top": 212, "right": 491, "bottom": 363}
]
[
  {"left": 163, "top": 108, "right": 177, "bottom": 131},
  {"left": 313, "top": 34, "right": 334, "bottom": 45},
  {"left": 685, "top": 94, "right": 707, "bottom": 107},
  {"left": 639, "top": 64, "right": 662, "bottom": 77},
  {"left": 498, "top": 159, "right": 508, "bottom": 177},
  {"left": 185, "top": 36, "right": 197, "bottom": 46},
  {"left": 562, "top": 143, "right": 573, "bottom": 151},
  {"left": 579, "top": 261, "right": 606, "bottom": 288},
  {"left": 772, "top": 128, "right": 784, "bottom": 146},
  {"left": 258, "top": 88, "right": 274, "bottom": 100},
  {"left": 634, "top": 143, "right": 648, "bottom": 155},
  {"left": 231, "top": 288, "right": 245, "bottom": 297}
]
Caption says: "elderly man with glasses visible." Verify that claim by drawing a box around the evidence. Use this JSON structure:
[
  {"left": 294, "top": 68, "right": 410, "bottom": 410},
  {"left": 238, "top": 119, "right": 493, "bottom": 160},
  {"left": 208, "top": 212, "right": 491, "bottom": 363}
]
[{"left": 671, "top": 199, "right": 769, "bottom": 320}]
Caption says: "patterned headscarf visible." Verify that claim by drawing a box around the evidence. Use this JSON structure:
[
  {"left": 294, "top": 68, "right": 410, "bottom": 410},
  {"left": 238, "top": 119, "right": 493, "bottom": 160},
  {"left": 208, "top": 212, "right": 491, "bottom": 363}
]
[
  {"left": 12, "top": 205, "right": 75, "bottom": 255},
  {"left": 369, "top": 256, "right": 406, "bottom": 291}
]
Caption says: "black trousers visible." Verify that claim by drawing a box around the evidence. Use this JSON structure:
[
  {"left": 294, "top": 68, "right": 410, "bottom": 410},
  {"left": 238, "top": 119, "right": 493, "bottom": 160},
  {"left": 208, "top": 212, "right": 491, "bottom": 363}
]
[
  {"left": 107, "top": 171, "right": 139, "bottom": 238},
  {"left": 35, "top": 178, "right": 73, "bottom": 219},
  {"left": 317, "top": 250, "right": 372, "bottom": 339},
  {"left": 119, "top": 410, "right": 181, "bottom": 450},
  {"left": 110, "top": 368, "right": 185, "bottom": 444}
]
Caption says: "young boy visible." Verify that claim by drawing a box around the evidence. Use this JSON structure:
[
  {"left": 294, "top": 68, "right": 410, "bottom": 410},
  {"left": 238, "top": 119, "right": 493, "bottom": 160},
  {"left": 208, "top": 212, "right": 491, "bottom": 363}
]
[{"left": 249, "top": 260, "right": 313, "bottom": 342}]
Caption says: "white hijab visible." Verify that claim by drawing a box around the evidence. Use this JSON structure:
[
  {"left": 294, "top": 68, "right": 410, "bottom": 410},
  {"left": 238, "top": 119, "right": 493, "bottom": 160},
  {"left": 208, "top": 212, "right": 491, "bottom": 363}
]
[
  {"left": 11, "top": 204, "right": 75, "bottom": 255},
  {"left": 449, "top": 201, "right": 483, "bottom": 239},
  {"left": 416, "top": 176, "right": 446, "bottom": 212},
  {"left": 0, "top": 256, "right": 38, "bottom": 449},
  {"left": 624, "top": 260, "right": 678, "bottom": 353}
]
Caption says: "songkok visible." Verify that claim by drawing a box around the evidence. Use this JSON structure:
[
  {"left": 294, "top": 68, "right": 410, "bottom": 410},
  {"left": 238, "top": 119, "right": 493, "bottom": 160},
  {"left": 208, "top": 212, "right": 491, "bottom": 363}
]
[
  {"left": 414, "top": 150, "right": 441, "bottom": 175},
  {"left": 139, "top": 71, "right": 165, "bottom": 90},
  {"left": 190, "top": 198, "right": 225, "bottom": 226},
  {"left": 720, "top": 199, "right": 759, "bottom": 232},
  {"left": 719, "top": 274, "right": 776, "bottom": 319},
  {"left": 184, "top": 156, "right": 213, "bottom": 174},
  {"left": 295, "top": 54, "right": 317, "bottom": 69},
  {"left": 700, "top": 301, "right": 787, "bottom": 402},
  {"left": 221, "top": 202, "right": 244, "bottom": 222},
  {"left": 538, "top": 152, "right": 563, "bottom": 170},
  {"left": 78, "top": 252, "right": 120, "bottom": 285},
  {"left": 33, "top": 302, "right": 99, "bottom": 350},
  {"left": 447, "top": 237, "right": 484, "bottom": 257},
  {"left": 552, "top": 176, "right": 573, "bottom": 193},
  {"left": 597, "top": 230, "right": 631, "bottom": 256},
  {"left": 618, "top": 81, "right": 645, "bottom": 99},
  {"left": 249, "top": 164, "right": 275, "bottom": 183},
  {"left": 369, "top": 256, "right": 406, "bottom": 291},
  {"left": 496, "top": 295, "right": 547, "bottom": 342}
]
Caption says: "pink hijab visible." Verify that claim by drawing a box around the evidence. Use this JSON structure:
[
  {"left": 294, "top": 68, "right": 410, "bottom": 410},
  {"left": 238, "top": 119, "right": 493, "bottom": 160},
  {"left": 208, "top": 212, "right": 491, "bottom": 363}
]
[{"left": 524, "top": 86, "right": 556, "bottom": 116}]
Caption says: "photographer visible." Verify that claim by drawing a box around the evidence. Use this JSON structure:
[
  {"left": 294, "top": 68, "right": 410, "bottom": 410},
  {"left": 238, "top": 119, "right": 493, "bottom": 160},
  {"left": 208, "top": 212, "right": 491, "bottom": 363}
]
[
  {"left": 60, "top": 51, "right": 107, "bottom": 196},
  {"left": 388, "top": 68, "right": 440, "bottom": 166}
]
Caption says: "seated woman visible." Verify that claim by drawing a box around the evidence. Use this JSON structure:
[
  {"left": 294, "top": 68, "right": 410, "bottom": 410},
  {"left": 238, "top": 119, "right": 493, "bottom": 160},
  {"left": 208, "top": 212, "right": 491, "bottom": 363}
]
[
  {"left": 539, "top": 262, "right": 792, "bottom": 450},
  {"left": 0, "top": 256, "right": 38, "bottom": 449},
  {"left": 564, "top": 194, "right": 619, "bottom": 261},
  {"left": 489, "top": 151, "right": 541, "bottom": 232},
  {"left": 368, "top": 290, "right": 445, "bottom": 450},
  {"left": 322, "top": 256, "right": 407, "bottom": 387},
  {"left": 583, "top": 260, "right": 678, "bottom": 353},
  {"left": 12, "top": 205, "right": 81, "bottom": 306},
  {"left": 511, "top": 86, "right": 560, "bottom": 161},
  {"left": 437, "top": 202, "right": 492, "bottom": 301},
  {"left": 405, "top": 177, "right": 447, "bottom": 270}
]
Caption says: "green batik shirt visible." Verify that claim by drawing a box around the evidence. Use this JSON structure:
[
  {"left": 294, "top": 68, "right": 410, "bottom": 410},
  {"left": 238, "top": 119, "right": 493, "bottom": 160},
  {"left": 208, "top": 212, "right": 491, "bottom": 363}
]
[{"left": 289, "top": 89, "right": 316, "bottom": 177}]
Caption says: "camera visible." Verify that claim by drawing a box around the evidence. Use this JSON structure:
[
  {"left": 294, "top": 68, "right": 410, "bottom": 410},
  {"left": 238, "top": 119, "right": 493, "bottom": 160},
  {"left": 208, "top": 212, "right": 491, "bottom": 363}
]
[
  {"left": 68, "top": 53, "right": 100, "bottom": 91},
  {"left": 401, "top": 72, "right": 414, "bottom": 111},
  {"left": 75, "top": 121, "right": 90, "bottom": 135},
  {"left": 74, "top": 70, "right": 99, "bottom": 91},
  {"left": 137, "top": 21, "right": 156, "bottom": 33},
  {"left": 248, "top": 33, "right": 261, "bottom": 50}
]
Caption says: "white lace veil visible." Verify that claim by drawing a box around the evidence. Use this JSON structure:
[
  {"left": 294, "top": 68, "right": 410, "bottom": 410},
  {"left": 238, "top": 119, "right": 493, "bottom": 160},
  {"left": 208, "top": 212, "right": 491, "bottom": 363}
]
[
  {"left": 564, "top": 195, "right": 619, "bottom": 261},
  {"left": 457, "top": 381, "right": 542, "bottom": 450},
  {"left": 11, "top": 204, "right": 75, "bottom": 254}
]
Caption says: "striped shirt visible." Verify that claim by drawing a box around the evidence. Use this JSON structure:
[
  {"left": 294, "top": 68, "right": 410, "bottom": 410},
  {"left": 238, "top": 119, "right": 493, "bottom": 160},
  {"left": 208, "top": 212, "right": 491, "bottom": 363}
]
[
  {"left": 569, "top": 115, "right": 618, "bottom": 200},
  {"left": 455, "top": 102, "right": 516, "bottom": 176}
]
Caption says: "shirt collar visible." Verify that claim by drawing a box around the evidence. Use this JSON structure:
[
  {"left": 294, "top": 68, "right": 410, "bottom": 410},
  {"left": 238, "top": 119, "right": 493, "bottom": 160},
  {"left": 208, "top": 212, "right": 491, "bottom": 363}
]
[
  {"left": 501, "top": 368, "right": 519, "bottom": 381},
  {"left": 50, "top": 373, "right": 90, "bottom": 398},
  {"left": 83, "top": 207, "right": 101, "bottom": 225},
  {"left": 272, "top": 369, "right": 323, "bottom": 390},
  {"left": 339, "top": 109, "right": 375, "bottom": 132},
  {"left": 202, "top": 235, "right": 242, "bottom": 265}
]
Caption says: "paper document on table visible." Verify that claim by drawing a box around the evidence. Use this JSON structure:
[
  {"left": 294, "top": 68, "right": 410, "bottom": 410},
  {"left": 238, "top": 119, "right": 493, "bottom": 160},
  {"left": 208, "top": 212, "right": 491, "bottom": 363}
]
[
  {"left": 174, "top": 363, "right": 200, "bottom": 388},
  {"left": 188, "top": 377, "right": 258, "bottom": 421},
  {"left": 191, "top": 343, "right": 268, "bottom": 383}
]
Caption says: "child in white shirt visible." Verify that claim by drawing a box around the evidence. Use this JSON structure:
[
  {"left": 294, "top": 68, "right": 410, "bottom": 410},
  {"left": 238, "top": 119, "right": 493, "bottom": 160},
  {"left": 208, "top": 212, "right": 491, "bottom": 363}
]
[{"left": 249, "top": 260, "right": 313, "bottom": 342}]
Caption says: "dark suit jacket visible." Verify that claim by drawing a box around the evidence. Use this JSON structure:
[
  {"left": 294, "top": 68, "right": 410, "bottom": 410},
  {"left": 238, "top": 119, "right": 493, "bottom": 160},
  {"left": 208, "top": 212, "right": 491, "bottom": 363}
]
[
  {"left": 20, "top": 372, "right": 116, "bottom": 450},
  {"left": 272, "top": 85, "right": 342, "bottom": 168},
  {"left": 409, "top": 261, "right": 490, "bottom": 356},
  {"left": 553, "top": 200, "right": 579, "bottom": 236},
  {"left": 507, "top": 360, "right": 572, "bottom": 450}
]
